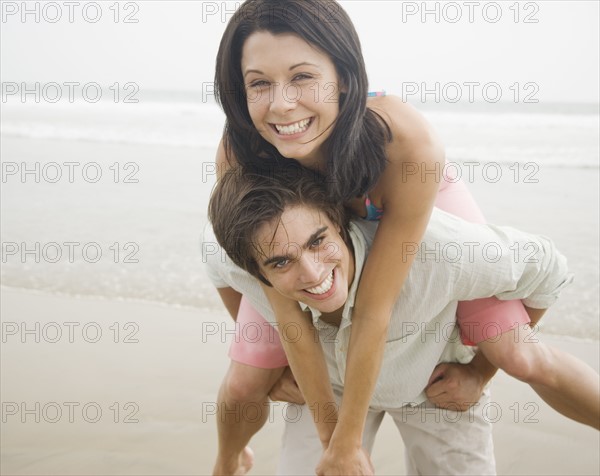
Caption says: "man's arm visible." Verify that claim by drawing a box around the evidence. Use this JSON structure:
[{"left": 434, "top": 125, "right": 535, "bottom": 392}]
[
  {"left": 424, "top": 219, "right": 571, "bottom": 409},
  {"left": 426, "top": 305, "right": 548, "bottom": 410},
  {"left": 451, "top": 220, "right": 572, "bottom": 306},
  {"left": 216, "top": 287, "right": 242, "bottom": 321}
]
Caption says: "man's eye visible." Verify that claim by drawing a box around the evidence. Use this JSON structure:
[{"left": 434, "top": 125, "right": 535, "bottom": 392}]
[{"left": 273, "top": 258, "right": 290, "bottom": 269}]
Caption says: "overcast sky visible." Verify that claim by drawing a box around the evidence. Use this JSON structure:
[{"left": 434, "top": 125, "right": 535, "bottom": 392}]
[{"left": 1, "top": 1, "right": 599, "bottom": 103}]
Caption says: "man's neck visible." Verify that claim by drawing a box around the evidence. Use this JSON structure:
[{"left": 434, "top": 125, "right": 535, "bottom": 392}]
[{"left": 319, "top": 308, "right": 344, "bottom": 327}]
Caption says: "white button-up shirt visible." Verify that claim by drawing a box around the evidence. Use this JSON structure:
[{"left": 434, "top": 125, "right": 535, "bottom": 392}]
[{"left": 203, "top": 208, "right": 572, "bottom": 409}]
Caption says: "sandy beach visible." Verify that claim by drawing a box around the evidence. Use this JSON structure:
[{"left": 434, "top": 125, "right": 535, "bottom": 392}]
[{"left": 1, "top": 287, "right": 598, "bottom": 476}]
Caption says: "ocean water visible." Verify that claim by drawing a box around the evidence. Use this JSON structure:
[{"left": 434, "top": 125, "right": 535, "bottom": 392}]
[
  {"left": 1, "top": 94, "right": 598, "bottom": 339},
  {"left": 2, "top": 95, "right": 599, "bottom": 167}
]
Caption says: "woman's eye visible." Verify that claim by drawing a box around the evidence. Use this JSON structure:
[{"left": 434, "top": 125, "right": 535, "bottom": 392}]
[
  {"left": 310, "top": 237, "right": 324, "bottom": 248},
  {"left": 293, "top": 73, "right": 312, "bottom": 81},
  {"left": 248, "top": 80, "right": 269, "bottom": 88}
]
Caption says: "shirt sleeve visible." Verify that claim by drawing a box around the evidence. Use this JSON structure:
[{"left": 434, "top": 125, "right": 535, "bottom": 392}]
[
  {"left": 451, "top": 221, "right": 573, "bottom": 309},
  {"left": 201, "top": 222, "right": 230, "bottom": 289}
]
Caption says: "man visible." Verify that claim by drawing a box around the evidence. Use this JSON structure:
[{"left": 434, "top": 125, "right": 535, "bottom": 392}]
[{"left": 203, "top": 163, "right": 573, "bottom": 475}]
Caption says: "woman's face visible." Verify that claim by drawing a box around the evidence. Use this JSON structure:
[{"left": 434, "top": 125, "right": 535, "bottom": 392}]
[{"left": 241, "top": 31, "right": 343, "bottom": 170}]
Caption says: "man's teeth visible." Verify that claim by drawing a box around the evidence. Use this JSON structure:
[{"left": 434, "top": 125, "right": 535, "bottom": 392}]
[
  {"left": 305, "top": 271, "right": 334, "bottom": 295},
  {"left": 274, "top": 119, "right": 310, "bottom": 135}
]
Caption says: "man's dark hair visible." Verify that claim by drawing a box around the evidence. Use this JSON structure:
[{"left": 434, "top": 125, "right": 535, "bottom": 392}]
[{"left": 208, "top": 161, "right": 350, "bottom": 286}]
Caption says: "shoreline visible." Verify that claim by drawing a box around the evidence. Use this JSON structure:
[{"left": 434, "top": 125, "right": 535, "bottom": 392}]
[{"left": 3, "top": 284, "right": 600, "bottom": 345}]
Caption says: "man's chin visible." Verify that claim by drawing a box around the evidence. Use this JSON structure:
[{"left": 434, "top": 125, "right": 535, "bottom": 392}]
[{"left": 312, "top": 296, "right": 346, "bottom": 314}]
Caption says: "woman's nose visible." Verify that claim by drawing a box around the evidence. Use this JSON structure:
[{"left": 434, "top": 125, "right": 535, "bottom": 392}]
[{"left": 269, "top": 82, "right": 299, "bottom": 115}]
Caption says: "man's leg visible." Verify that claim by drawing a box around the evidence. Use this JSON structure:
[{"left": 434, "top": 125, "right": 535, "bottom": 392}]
[
  {"left": 391, "top": 390, "right": 496, "bottom": 475},
  {"left": 277, "top": 397, "right": 385, "bottom": 475},
  {"left": 276, "top": 404, "right": 323, "bottom": 476}
]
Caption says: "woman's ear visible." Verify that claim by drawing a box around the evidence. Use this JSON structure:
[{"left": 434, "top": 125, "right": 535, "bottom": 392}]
[{"left": 337, "top": 74, "right": 348, "bottom": 95}]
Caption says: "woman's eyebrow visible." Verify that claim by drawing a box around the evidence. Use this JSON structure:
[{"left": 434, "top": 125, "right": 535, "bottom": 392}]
[
  {"left": 244, "top": 62, "right": 319, "bottom": 78},
  {"left": 289, "top": 62, "right": 318, "bottom": 70},
  {"left": 243, "top": 69, "right": 263, "bottom": 78}
]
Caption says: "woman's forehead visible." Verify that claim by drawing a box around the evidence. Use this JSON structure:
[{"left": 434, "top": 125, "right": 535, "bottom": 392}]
[{"left": 241, "top": 31, "right": 329, "bottom": 71}]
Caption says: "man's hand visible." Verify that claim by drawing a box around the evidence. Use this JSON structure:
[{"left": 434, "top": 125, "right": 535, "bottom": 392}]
[
  {"left": 268, "top": 367, "right": 305, "bottom": 404},
  {"left": 316, "top": 446, "right": 374, "bottom": 476},
  {"left": 425, "top": 362, "right": 484, "bottom": 411}
]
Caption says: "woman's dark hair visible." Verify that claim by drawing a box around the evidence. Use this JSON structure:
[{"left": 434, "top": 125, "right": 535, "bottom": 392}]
[
  {"left": 208, "top": 162, "right": 350, "bottom": 286},
  {"left": 214, "top": 0, "right": 391, "bottom": 201}
]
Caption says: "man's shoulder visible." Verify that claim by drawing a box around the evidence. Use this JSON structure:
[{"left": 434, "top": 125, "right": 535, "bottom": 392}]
[
  {"left": 425, "top": 208, "right": 464, "bottom": 242},
  {"left": 350, "top": 208, "right": 465, "bottom": 252}
]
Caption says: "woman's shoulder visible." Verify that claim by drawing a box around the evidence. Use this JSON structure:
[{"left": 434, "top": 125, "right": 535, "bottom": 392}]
[
  {"left": 368, "top": 95, "right": 435, "bottom": 142},
  {"left": 368, "top": 94, "right": 442, "bottom": 166}
]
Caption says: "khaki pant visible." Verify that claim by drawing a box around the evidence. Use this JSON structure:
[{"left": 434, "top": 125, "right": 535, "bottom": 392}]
[{"left": 277, "top": 389, "right": 496, "bottom": 475}]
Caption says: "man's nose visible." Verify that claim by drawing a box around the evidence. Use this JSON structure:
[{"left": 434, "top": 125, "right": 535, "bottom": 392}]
[{"left": 298, "top": 253, "right": 324, "bottom": 285}]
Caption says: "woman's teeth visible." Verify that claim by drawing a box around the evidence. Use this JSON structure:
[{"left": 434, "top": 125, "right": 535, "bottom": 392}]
[
  {"left": 274, "top": 118, "right": 311, "bottom": 135},
  {"left": 305, "top": 270, "right": 334, "bottom": 295}
]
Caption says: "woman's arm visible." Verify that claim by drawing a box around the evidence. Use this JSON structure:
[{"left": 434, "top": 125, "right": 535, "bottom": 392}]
[
  {"left": 325, "top": 97, "right": 444, "bottom": 462},
  {"left": 215, "top": 136, "right": 341, "bottom": 443},
  {"left": 261, "top": 285, "right": 339, "bottom": 447}
]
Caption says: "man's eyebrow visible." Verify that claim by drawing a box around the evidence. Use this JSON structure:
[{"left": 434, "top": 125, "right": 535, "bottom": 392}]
[
  {"left": 303, "top": 226, "right": 328, "bottom": 248},
  {"left": 244, "top": 62, "right": 319, "bottom": 78},
  {"left": 261, "top": 226, "right": 328, "bottom": 267}
]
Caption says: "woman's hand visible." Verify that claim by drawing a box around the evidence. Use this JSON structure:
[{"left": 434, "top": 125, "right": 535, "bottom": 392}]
[{"left": 316, "top": 445, "right": 374, "bottom": 476}]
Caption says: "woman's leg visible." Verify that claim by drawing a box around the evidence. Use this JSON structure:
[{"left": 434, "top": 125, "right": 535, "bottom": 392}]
[
  {"left": 477, "top": 307, "right": 600, "bottom": 429},
  {"left": 214, "top": 296, "right": 289, "bottom": 475}
]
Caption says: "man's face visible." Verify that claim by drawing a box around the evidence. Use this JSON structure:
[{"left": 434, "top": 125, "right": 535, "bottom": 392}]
[{"left": 255, "top": 205, "right": 353, "bottom": 314}]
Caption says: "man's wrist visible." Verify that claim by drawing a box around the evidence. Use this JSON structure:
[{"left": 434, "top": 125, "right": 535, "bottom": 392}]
[{"left": 468, "top": 353, "right": 496, "bottom": 386}]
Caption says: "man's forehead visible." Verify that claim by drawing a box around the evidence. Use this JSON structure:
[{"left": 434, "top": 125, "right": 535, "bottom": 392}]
[{"left": 256, "top": 205, "right": 326, "bottom": 250}]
